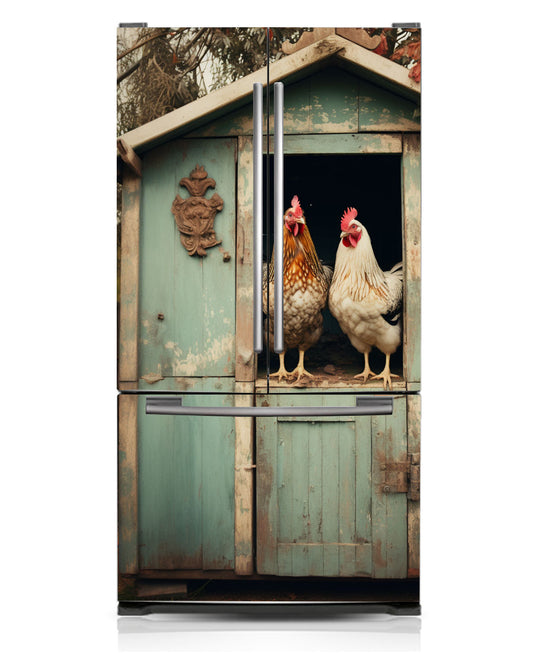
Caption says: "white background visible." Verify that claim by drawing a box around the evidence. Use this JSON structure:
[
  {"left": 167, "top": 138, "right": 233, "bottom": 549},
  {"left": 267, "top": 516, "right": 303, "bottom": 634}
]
[{"left": 1, "top": 2, "right": 532, "bottom": 659}]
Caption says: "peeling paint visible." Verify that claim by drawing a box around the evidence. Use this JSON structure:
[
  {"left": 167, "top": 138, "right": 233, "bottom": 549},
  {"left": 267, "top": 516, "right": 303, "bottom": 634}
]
[
  {"left": 165, "top": 333, "right": 234, "bottom": 376},
  {"left": 141, "top": 373, "right": 164, "bottom": 384}
]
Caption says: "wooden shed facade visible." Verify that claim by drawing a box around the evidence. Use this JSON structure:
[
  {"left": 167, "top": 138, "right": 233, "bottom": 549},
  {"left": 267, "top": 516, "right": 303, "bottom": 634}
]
[{"left": 118, "top": 31, "right": 421, "bottom": 610}]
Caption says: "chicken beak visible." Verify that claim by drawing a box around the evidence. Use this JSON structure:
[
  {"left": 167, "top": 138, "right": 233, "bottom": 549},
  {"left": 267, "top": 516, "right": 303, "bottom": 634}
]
[{"left": 340, "top": 231, "right": 349, "bottom": 238}]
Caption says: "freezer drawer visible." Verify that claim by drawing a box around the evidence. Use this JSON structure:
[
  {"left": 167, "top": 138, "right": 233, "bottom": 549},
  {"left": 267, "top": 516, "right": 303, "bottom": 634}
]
[
  {"left": 118, "top": 391, "right": 241, "bottom": 576},
  {"left": 256, "top": 393, "right": 420, "bottom": 578}
]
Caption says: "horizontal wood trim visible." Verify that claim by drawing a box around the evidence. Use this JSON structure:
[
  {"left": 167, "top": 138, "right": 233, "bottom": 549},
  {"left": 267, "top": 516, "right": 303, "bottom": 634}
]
[
  {"left": 132, "top": 376, "right": 238, "bottom": 392},
  {"left": 256, "top": 380, "right": 407, "bottom": 393},
  {"left": 277, "top": 416, "right": 359, "bottom": 423},
  {"left": 278, "top": 542, "right": 370, "bottom": 548},
  {"left": 282, "top": 133, "right": 403, "bottom": 154}
]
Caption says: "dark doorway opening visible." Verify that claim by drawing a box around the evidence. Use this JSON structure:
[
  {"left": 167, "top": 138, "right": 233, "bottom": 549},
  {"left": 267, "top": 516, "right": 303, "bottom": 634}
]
[{"left": 260, "top": 153, "right": 403, "bottom": 386}]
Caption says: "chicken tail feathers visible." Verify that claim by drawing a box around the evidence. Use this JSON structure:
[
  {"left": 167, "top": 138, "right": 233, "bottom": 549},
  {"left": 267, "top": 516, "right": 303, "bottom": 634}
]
[
  {"left": 381, "top": 262, "right": 403, "bottom": 327},
  {"left": 321, "top": 262, "right": 334, "bottom": 286},
  {"left": 389, "top": 261, "right": 403, "bottom": 279}
]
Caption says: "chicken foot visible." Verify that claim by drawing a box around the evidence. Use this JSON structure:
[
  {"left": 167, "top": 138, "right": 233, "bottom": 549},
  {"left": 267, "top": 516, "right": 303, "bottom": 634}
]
[
  {"left": 370, "top": 354, "right": 401, "bottom": 390},
  {"left": 353, "top": 352, "right": 376, "bottom": 383},
  {"left": 289, "top": 349, "right": 315, "bottom": 384},
  {"left": 270, "top": 350, "right": 292, "bottom": 381}
]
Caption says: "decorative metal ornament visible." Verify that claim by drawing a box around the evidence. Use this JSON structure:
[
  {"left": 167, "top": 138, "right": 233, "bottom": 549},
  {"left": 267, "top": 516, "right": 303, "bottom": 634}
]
[{"left": 171, "top": 164, "right": 224, "bottom": 257}]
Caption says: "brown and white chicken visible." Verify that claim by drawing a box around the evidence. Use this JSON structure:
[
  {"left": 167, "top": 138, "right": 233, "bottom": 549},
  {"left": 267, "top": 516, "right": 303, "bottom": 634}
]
[
  {"left": 329, "top": 207, "right": 403, "bottom": 389},
  {"left": 264, "top": 196, "right": 332, "bottom": 383}
]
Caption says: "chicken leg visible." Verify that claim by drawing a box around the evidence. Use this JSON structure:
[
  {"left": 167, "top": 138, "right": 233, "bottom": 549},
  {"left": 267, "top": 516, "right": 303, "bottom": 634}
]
[
  {"left": 370, "top": 353, "right": 401, "bottom": 390},
  {"left": 289, "top": 349, "right": 314, "bottom": 383},
  {"left": 270, "top": 350, "right": 291, "bottom": 381},
  {"left": 353, "top": 352, "right": 376, "bottom": 383}
]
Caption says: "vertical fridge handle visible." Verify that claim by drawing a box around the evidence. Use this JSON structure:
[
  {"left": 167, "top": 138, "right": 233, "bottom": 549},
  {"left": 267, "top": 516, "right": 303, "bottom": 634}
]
[
  {"left": 273, "top": 81, "right": 284, "bottom": 354},
  {"left": 253, "top": 82, "right": 263, "bottom": 353}
]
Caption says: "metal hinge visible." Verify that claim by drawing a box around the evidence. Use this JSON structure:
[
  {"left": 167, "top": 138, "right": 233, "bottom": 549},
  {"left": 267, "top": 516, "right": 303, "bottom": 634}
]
[
  {"left": 380, "top": 452, "right": 420, "bottom": 500},
  {"left": 392, "top": 23, "right": 421, "bottom": 29}
]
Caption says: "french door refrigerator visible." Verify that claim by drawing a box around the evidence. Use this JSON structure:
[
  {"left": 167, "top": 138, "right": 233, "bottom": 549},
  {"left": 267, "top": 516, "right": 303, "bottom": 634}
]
[{"left": 117, "top": 26, "right": 421, "bottom": 614}]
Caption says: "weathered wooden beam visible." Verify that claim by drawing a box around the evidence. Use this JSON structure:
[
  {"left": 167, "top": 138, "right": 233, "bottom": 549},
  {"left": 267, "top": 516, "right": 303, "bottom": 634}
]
[
  {"left": 234, "top": 382, "right": 254, "bottom": 575},
  {"left": 402, "top": 134, "right": 421, "bottom": 388},
  {"left": 407, "top": 395, "right": 421, "bottom": 577},
  {"left": 118, "top": 395, "right": 138, "bottom": 575},
  {"left": 235, "top": 136, "right": 255, "bottom": 382},
  {"left": 117, "top": 138, "right": 142, "bottom": 177},
  {"left": 283, "top": 133, "right": 403, "bottom": 154},
  {"left": 118, "top": 168, "right": 141, "bottom": 388},
  {"left": 282, "top": 28, "right": 381, "bottom": 55}
]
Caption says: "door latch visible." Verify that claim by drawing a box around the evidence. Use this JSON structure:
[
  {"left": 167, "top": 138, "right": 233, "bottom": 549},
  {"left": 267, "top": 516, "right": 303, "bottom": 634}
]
[{"left": 380, "top": 452, "right": 419, "bottom": 500}]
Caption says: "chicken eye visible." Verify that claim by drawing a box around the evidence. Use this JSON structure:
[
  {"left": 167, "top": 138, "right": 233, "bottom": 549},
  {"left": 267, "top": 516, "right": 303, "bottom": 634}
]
[{"left": 288, "top": 212, "right": 293, "bottom": 218}]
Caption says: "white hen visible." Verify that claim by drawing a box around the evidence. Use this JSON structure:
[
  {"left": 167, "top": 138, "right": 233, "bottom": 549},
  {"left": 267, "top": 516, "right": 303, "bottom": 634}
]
[{"left": 328, "top": 207, "right": 403, "bottom": 389}]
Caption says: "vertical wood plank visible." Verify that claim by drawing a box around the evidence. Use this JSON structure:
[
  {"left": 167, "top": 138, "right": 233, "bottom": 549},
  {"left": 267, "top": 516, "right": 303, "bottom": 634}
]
[
  {"left": 277, "top": 420, "right": 293, "bottom": 543},
  {"left": 339, "top": 419, "right": 356, "bottom": 576},
  {"left": 234, "top": 383, "right": 254, "bottom": 574},
  {"left": 322, "top": 419, "right": 340, "bottom": 576},
  {"left": 372, "top": 396, "right": 408, "bottom": 578},
  {"left": 402, "top": 134, "right": 421, "bottom": 387},
  {"left": 407, "top": 394, "right": 421, "bottom": 577},
  {"left": 118, "top": 394, "right": 138, "bottom": 574},
  {"left": 119, "top": 171, "right": 140, "bottom": 388},
  {"left": 289, "top": 419, "right": 310, "bottom": 576},
  {"left": 256, "top": 400, "right": 278, "bottom": 575},
  {"left": 385, "top": 397, "right": 408, "bottom": 576},
  {"left": 355, "top": 415, "right": 373, "bottom": 576},
  {"left": 236, "top": 136, "right": 255, "bottom": 381},
  {"left": 202, "top": 391, "right": 235, "bottom": 570},
  {"left": 308, "top": 419, "right": 324, "bottom": 576}
]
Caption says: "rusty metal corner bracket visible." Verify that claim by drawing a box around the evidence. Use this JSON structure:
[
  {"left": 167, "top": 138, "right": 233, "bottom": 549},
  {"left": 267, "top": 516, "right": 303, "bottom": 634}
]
[{"left": 381, "top": 452, "right": 420, "bottom": 500}]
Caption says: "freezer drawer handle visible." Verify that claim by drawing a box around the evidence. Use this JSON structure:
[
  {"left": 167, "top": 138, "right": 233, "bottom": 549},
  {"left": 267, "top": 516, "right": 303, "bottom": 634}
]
[
  {"left": 145, "top": 396, "right": 393, "bottom": 417},
  {"left": 273, "top": 81, "right": 284, "bottom": 354},
  {"left": 253, "top": 82, "right": 263, "bottom": 353}
]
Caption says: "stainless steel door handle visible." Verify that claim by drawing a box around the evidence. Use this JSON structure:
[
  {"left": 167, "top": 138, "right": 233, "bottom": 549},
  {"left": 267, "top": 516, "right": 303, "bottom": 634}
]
[
  {"left": 146, "top": 397, "right": 393, "bottom": 417},
  {"left": 273, "top": 81, "right": 284, "bottom": 354},
  {"left": 253, "top": 82, "right": 263, "bottom": 353}
]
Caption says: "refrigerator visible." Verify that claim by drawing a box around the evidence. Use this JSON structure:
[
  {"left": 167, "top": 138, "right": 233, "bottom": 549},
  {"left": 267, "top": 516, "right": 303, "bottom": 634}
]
[{"left": 117, "top": 26, "right": 421, "bottom": 614}]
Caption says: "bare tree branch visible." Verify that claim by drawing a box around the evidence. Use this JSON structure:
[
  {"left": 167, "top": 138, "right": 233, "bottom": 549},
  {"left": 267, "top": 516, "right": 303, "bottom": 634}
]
[
  {"left": 117, "top": 58, "right": 143, "bottom": 85},
  {"left": 117, "top": 28, "right": 174, "bottom": 61}
]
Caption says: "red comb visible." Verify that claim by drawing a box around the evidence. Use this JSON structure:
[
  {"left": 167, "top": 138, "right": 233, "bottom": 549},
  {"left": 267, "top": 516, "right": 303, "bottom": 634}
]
[
  {"left": 341, "top": 207, "right": 358, "bottom": 231},
  {"left": 291, "top": 195, "right": 303, "bottom": 218}
]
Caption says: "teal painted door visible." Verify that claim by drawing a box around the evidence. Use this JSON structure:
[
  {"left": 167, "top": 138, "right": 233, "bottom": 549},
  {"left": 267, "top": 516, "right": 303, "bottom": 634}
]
[
  {"left": 256, "top": 394, "right": 412, "bottom": 577},
  {"left": 137, "top": 388, "right": 235, "bottom": 570},
  {"left": 138, "top": 137, "right": 237, "bottom": 388}
]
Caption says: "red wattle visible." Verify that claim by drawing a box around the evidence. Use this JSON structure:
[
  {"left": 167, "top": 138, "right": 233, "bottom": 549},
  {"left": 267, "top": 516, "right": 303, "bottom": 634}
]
[
  {"left": 342, "top": 236, "right": 351, "bottom": 247},
  {"left": 349, "top": 234, "right": 360, "bottom": 247}
]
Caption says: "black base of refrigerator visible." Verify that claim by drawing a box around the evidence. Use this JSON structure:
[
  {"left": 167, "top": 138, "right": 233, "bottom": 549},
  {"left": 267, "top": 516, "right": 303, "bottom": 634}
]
[{"left": 118, "top": 600, "right": 420, "bottom": 616}]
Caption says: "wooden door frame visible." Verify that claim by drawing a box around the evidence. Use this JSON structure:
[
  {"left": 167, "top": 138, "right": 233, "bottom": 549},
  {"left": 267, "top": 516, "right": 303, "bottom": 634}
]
[{"left": 235, "top": 129, "right": 421, "bottom": 391}]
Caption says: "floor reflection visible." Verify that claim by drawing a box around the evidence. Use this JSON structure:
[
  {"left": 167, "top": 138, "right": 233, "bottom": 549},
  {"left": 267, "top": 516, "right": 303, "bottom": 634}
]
[{"left": 118, "top": 613, "right": 421, "bottom": 653}]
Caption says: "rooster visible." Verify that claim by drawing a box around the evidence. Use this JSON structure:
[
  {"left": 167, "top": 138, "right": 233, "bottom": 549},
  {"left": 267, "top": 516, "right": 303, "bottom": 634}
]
[
  {"left": 263, "top": 196, "right": 332, "bottom": 383},
  {"left": 328, "top": 207, "right": 403, "bottom": 390}
]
